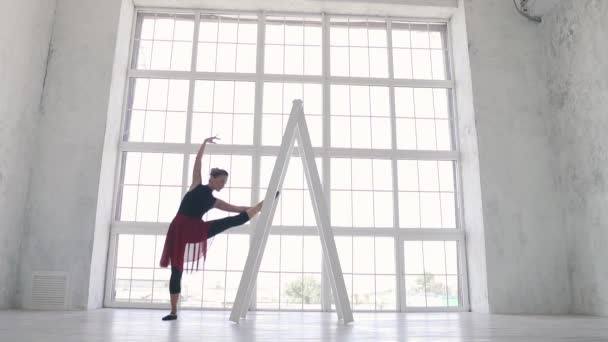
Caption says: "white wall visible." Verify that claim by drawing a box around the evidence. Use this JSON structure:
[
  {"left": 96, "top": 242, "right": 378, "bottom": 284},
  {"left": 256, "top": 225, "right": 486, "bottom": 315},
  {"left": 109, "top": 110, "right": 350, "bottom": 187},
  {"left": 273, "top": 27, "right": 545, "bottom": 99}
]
[
  {"left": 542, "top": 0, "right": 608, "bottom": 316},
  {"left": 460, "top": 0, "right": 570, "bottom": 314},
  {"left": 17, "top": 0, "right": 133, "bottom": 310},
  {"left": 0, "top": 0, "right": 57, "bottom": 309},
  {"left": 450, "top": 1, "right": 489, "bottom": 313}
]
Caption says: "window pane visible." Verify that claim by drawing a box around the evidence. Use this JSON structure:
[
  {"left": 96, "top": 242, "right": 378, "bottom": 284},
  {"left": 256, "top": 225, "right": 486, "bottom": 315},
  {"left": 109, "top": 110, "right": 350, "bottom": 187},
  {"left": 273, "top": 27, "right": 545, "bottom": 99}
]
[
  {"left": 394, "top": 87, "right": 454, "bottom": 151},
  {"left": 336, "top": 236, "right": 353, "bottom": 273},
  {"left": 262, "top": 82, "right": 322, "bottom": 147},
  {"left": 375, "top": 238, "right": 395, "bottom": 274},
  {"left": 257, "top": 272, "right": 280, "bottom": 309},
  {"left": 124, "top": 79, "right": 188, "bottom": 143},
  {"left": 192, "top": 81, "right": 254, "bottom": 144},
  {"left": 132, "top": 235, "right": 156, "bottom": 268},
  {"left": 440, "top": 164, "right": 456, "bottom": 201},
  {"left": 331, "top": 158, "right": 393, "bottom": 228},
  {"left": 196, "top": 14, "right": 257, "bottom": 72},
  {"left": 203, "top": 270, "right": 226, "bottom": 307},
  {"left": 403, "top": 240, "right": 459, "bottom": 308},
  {"left": 281, "top": 273, "right": 304, "bottom": 309},
  {"left": 393, "top": 48, "right": 412, "bottom": 79},
  {"left": 392, "top": 27, "right": 411, "bottom": 48},
  {"left": 265, "top": 16, "right": 321, "bottom": 76},
  {"left": 260, "top": 235, "right": 280, "bottom": 272},
  {"left": 330, "top": 47, "right": 349, "bottom": 76},
  {"left": 405, "top": 275, "right": 426, "bottom": 306},
  {"left": 303, "top": 236, "right": 322, "bottom": 273},
  {"left": 116, "top": 235, "right": 134, "bottom": 268},
  {"left": 134, "top": 14, "right": 195, "bottom": 71},
  {"left": 281, "top": 236, "right": 303, "bottom": 272},
  {"left": 330, "top": 18, "right": 387, "bottom": 77},
  {"left": 330, "top": 85, "right": 390, "bottom": 149},
  {"left": 352, "top": 275, "right": 375, "bottom": 310},
  {"left": 118, "top": 152, "right": 186, "bottom": 223},
  {"left": 331, "top": 191, "right": 352, "bottom": 227},
  {"left": 391, "top": 22, "right": 449, "bottom": 81},
  {"left": 376, "top": 275, "right": 396, "bottom": 310},
  {"left": 374, "top": 192, "right": 393, "bottom": 228},
  {"left": 260, "top": 156, "right": 322, "bottom": 227}
]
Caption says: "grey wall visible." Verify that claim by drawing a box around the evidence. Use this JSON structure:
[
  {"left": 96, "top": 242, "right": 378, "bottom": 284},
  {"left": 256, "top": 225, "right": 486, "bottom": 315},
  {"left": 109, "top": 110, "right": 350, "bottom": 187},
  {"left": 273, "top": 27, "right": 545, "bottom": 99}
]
[
  {"left": 17, "top": 0, "right": 132, "bottom": 309},
  {"left": 0, "top": 0, "right": 56, "bottom": 309},
  {"left": 543, "top": 0, "right": 608, "bottom": 316},
  {"left": 461, "top": 0, "right": 571, "bottom": 314}
]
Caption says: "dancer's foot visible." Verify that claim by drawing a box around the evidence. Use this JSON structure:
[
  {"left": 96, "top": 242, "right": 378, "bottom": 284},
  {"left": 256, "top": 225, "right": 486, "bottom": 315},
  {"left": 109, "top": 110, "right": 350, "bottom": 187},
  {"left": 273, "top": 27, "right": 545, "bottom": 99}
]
[
  {"left": 247, "top": 200, "right": 264, "bottom": 219},
  {"left": 247, "top": 192, "right": 280, "bottom": 219},
  {"left": 162, "top": 313, "right": 178, "bottom": 321}
]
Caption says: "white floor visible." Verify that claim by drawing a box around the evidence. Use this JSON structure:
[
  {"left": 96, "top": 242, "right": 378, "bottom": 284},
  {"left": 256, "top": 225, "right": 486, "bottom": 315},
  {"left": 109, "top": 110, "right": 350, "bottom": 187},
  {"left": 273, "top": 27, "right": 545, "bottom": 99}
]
[{"left": 2, "top": 309, "right": 608, "bottom": 341}]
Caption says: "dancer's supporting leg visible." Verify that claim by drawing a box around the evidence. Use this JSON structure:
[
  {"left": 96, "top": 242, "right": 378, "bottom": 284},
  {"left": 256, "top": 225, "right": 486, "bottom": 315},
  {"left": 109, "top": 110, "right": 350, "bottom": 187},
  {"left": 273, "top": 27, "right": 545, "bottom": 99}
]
[{"left": 162, "top": 267, "right": 182, "bottom": 320}]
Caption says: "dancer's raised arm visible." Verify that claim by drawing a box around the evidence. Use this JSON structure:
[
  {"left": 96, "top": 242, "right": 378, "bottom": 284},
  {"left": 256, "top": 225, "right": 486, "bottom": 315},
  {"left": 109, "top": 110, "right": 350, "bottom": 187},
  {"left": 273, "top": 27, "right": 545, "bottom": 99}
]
[{"left": 189, "top": 136, "right": 219, "bottom": 191}]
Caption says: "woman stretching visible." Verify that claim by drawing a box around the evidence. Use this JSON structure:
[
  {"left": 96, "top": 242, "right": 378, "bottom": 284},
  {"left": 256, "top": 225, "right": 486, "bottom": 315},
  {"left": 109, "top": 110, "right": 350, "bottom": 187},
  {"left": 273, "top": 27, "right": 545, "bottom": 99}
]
[{"left": 159, "top": 136, "right": 277, "bottom": 321}]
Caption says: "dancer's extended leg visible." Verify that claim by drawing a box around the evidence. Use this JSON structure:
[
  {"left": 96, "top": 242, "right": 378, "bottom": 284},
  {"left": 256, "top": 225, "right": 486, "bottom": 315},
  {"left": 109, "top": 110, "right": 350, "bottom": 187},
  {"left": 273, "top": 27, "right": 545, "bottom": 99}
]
[{"left": 207, "top": 191, "right": 279, "bottom": 238}]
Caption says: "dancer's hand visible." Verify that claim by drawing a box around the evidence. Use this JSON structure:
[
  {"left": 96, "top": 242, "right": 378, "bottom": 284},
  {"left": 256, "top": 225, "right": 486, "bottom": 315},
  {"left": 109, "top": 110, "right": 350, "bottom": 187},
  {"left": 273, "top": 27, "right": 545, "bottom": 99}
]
[{"left": 204, "top": 136, "right": 220, "bottom": 144}]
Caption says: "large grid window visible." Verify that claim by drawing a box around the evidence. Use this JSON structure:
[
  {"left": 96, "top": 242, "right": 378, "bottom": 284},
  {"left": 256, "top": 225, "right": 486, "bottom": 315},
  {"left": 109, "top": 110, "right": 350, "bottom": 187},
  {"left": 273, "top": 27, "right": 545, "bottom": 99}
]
[{"left": 107, "top": 10, "right": 467, "bottom": 313}]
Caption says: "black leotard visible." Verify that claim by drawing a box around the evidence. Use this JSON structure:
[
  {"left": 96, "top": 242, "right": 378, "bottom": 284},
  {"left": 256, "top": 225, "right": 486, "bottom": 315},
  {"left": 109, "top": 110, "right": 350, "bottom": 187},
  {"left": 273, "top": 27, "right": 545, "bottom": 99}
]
[{"left": 176, "top": 184, "right": 216, "bottom": 218}]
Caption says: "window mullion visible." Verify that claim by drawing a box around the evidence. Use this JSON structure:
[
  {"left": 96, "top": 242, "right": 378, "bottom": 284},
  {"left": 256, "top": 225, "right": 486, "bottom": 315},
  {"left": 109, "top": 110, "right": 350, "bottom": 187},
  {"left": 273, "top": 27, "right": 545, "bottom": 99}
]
[
  {"left": 320, "top": 12, "right": 333, "bottom": 313},
  {"left": 249, "top": 10, "right": 266, "bottom": 311},
  {"left": 386, "top": 17, "right": 406, "bottom": 313}
]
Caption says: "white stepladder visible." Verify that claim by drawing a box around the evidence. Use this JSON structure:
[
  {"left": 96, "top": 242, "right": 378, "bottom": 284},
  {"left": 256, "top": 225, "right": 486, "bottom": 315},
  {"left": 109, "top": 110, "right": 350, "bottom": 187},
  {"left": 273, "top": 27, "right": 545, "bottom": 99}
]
[{"left": 229, "top": 99, "right": 353, "bottom": 324}]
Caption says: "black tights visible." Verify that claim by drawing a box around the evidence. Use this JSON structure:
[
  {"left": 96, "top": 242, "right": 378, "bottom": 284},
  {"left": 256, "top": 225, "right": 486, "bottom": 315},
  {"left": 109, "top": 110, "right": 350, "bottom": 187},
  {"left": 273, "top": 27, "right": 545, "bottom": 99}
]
[{"left": 169, "top": 211, "right": 249, "bottom": 294}]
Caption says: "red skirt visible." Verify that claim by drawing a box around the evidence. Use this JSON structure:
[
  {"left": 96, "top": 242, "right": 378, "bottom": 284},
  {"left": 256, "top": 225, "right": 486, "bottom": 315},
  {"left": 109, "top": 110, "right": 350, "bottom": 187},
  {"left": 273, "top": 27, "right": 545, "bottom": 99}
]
[{"left": 159, "top": 214, "right": 210, "bottom": 272}]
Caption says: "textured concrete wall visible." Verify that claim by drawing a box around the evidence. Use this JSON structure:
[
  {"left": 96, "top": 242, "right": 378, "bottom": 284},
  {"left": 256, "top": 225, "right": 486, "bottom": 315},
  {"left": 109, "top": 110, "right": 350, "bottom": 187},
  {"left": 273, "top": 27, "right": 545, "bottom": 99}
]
[
  {"left": 463, "top": 0, "right": 571, "bottom": 314},
  {"left": 17, "top": 0, "right": 131, "bottom": 309},
  {"left": 0, "top": 0, "right": 56, "bottom": 309},
  {"left": 543, "top": 0, "right": 608, "bottom": 316}
]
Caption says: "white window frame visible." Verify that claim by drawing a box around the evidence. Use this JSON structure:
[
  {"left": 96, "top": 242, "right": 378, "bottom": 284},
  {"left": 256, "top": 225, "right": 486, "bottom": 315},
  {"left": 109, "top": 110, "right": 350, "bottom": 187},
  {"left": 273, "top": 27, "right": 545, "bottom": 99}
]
[{"left": 104, "top": 7, "right": 470, "bottom": 313}]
